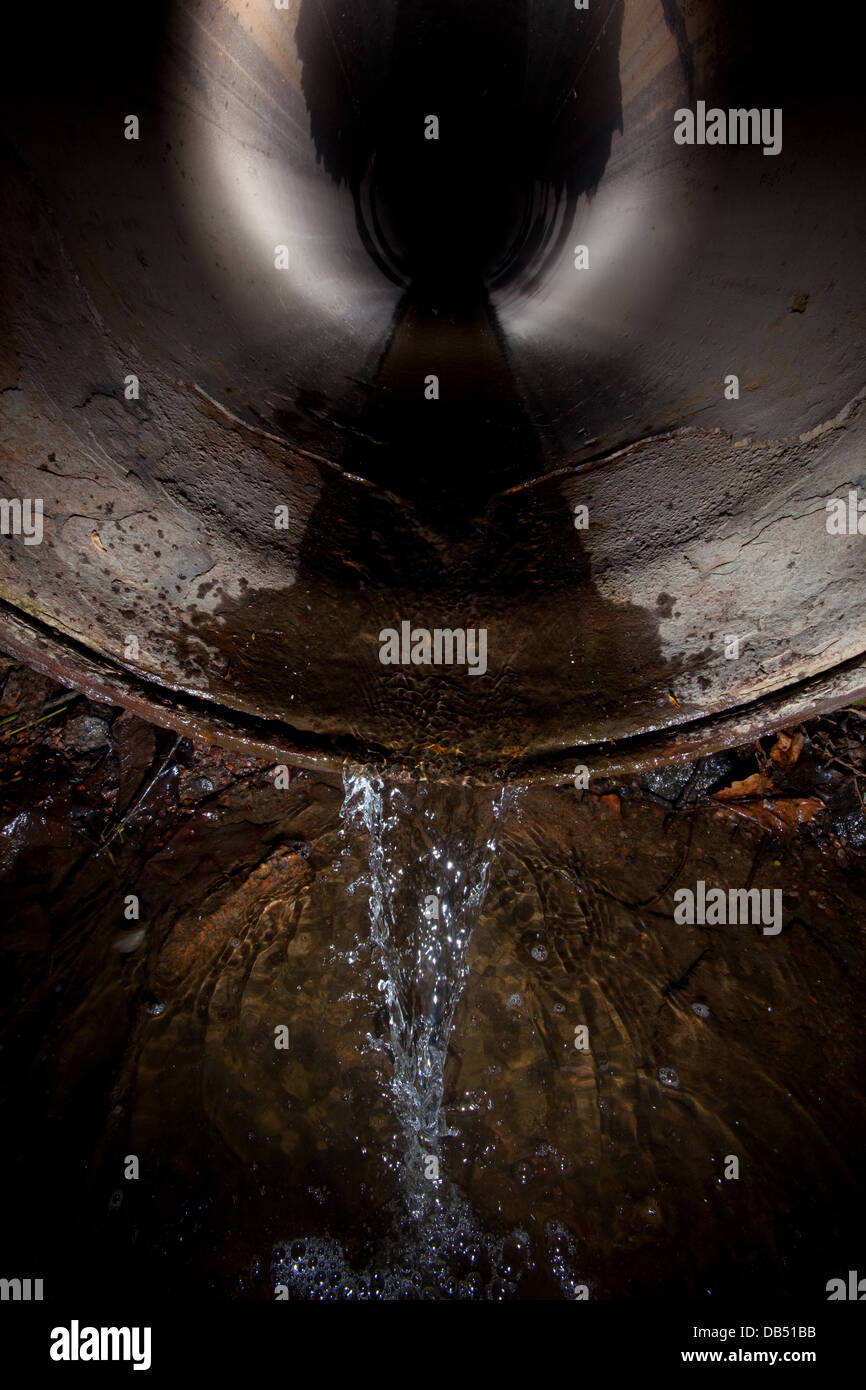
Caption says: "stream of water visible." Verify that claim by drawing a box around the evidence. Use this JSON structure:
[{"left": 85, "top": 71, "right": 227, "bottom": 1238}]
[
  {"left": 340, "top": 767, "right": 516, "bottom": 1157},
  {"left": 272, "top": 768, "right": 546, "bottom": 1298}
]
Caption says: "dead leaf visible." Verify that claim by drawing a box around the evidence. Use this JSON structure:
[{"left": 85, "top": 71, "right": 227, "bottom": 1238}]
[
  {"left": 714, "top": 796, "right": 823, "bottom": 834},
  {"left": 713, "top": 773, "right": 769, "bottom": 800},
  {"left": 770, "top": 730, "right": 805, "bottom": 768}
]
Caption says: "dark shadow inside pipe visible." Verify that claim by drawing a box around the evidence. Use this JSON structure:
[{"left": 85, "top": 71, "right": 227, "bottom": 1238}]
[
  {"left": 295, "top": 0, "right": 624, "bottom": 523},
  {"left": 297, "top": 0, "right": 625, "bottom": 293}
]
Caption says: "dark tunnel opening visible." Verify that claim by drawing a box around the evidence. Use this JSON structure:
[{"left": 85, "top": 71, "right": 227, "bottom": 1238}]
[
  {"left": 292, "top": 0, "right": 626, "bottom": 521},
  {"left": 297, "top": 0, "right": 624, "bottom": 298}
]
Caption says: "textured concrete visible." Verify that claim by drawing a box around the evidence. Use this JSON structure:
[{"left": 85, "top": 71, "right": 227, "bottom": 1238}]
[{"left": 1, "top": 0, "right": 864, "bottom": 781}]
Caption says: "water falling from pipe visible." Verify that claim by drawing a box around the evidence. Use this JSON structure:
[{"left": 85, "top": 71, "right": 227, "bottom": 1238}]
[
  {"left": 271, "top": 769, "right": 541, "bottom": 1298},
  {"left": 340, "top": 767, "right": 516, "bottom": 1164}
]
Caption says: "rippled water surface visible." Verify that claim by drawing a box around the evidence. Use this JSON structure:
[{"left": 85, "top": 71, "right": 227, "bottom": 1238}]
[{"left": 2, "top": 692, "right": 866, "bottom": 1300}]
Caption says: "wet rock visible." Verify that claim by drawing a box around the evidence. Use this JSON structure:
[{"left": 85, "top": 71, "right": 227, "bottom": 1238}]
[
  {"left": 829, "top": 798, "right": 866, "bottom": 850},
  {"left": 640, "top": 751, "right": 738, "bottom": 807},
  {"left": 65, "top": 713, "right": 111, "bottom": 752},
  {"left": 178, "top": 773, "right": 216, "bottom": 802}
]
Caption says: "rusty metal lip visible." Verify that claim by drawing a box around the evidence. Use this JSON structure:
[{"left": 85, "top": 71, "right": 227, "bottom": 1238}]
[{"left": 2, "top": 599, "right": 865, "bottom": 789}]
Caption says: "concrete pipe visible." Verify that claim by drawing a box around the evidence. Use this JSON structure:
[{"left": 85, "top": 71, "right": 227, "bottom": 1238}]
[{"left": 1, "top": 0, "right": 864, "bottom": 782}]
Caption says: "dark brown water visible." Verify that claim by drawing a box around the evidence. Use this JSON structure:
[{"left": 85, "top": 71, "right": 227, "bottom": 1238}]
[{"left": 2, "top": 682, "right": 864, "bottom": 1300}]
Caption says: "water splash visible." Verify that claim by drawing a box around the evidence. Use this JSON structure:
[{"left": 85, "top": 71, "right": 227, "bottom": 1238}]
[
  {"left": 340, "top": 766, "right": 515, "bottom": 1154},
  {"left": 272, "top": 1199, "right": 533, "bottom": 1300},
  {"left": 272, "top": 767, "right": 540, "bottom": 1298}
]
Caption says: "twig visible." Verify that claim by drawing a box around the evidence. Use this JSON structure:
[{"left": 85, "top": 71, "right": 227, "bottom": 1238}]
[
  {"left": 4, "top": 705, "right": 67, "bottom": 738},
  {"left": 95, "top": 734, "right": 183, "bottom": 858}
]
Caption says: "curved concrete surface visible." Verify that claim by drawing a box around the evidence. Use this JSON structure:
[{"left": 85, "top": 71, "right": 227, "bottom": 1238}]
[{"left": 1, "top": 0, "right": 864, "bottom": 781}]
